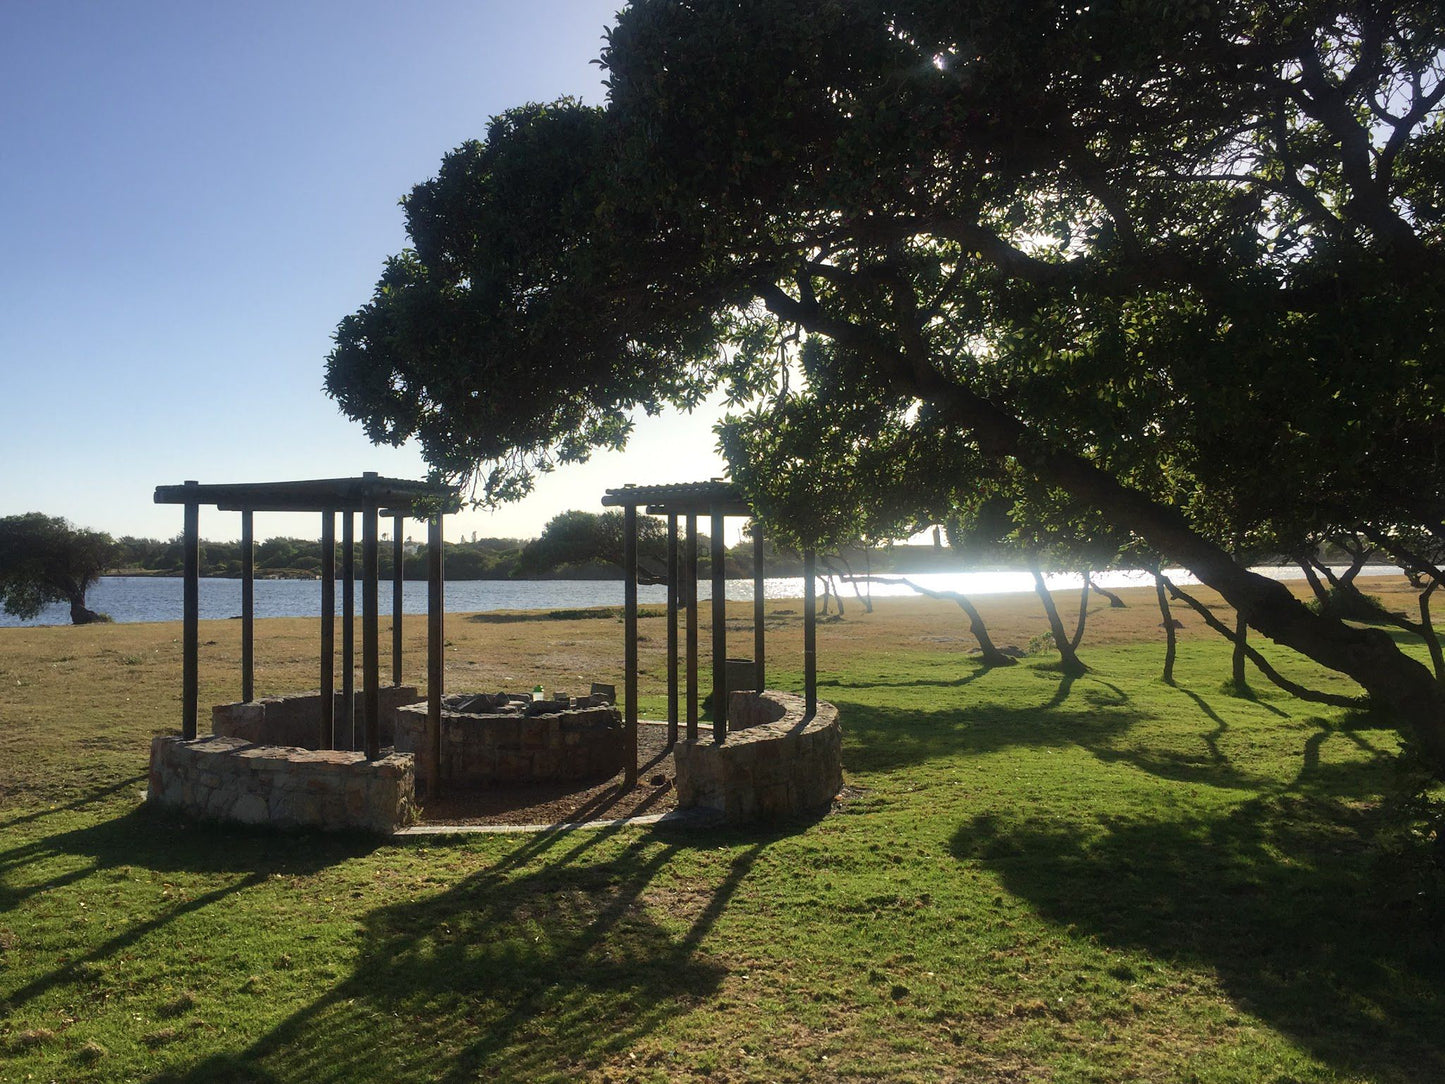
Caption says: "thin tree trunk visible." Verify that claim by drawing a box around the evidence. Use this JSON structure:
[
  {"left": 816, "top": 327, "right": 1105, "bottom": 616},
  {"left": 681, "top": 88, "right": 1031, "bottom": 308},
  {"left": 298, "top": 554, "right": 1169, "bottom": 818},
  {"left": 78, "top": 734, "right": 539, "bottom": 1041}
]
[
  {"left": 824, "top": 555, "right": 871, "bottom": 613},
  {"left": 1299, "top": 559, "right": 1331, "bottom": 605},
  {"left": 1232, "top": 612, "right": 1249, "bottom": 691},
  {"left": 1088, "top": 576, "right": 1127, "bottom": 607},
  {"left": 1338, "top": 541, "right": 1371, "bottom": 588},
  {"left": 1030, "top": 561, "right": 1086, "bottom": 675},
  {"left": 1420, "top": 581, "right": 1445, "bottom": 684},
  {"left": 1154, "top": 572, "right": 1177, "bottom": 684},
  {"left": 850, "top": 575, "right": 1016, "bottom": 666},
  {"left": 1070, "top": 573, "right": 1091, "bottom": 650}
]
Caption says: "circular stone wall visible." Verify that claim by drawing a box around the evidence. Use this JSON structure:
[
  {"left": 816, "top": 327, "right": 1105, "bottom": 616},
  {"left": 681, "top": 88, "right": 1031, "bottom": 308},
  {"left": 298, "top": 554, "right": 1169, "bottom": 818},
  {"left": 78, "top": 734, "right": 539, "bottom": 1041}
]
[
  {"left": 395, "top": 693, "right": 624, "bottom": 792},
  {"left": 673, "top": 690, "right": 842, "bottom": 824}
]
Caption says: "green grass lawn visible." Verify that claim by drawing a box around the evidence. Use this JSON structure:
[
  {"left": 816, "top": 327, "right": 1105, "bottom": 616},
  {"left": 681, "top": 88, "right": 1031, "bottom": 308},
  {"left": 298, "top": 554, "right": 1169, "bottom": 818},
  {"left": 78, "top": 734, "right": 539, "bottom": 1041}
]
[{"left": 2, "top": 614, "right": 1443, "bottom": 1082}]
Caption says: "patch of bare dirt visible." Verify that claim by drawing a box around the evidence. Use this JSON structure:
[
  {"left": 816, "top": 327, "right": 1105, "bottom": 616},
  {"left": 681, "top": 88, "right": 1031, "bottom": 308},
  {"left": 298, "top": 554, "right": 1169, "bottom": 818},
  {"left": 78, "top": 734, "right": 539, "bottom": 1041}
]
[{"left": 416, "top": 722, "right": 681, "bottom": 826}]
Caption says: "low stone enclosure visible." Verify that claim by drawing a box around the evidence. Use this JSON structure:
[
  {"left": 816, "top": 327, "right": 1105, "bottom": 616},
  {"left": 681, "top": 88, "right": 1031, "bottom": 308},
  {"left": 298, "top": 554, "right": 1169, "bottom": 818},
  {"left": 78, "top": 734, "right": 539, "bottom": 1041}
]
[
  {"left": 212, "top": 685, "right": 422, "bottom": 751},
  {"left": 148, "top": 734, "right": 413, "bottom": 835},
  {"left": 675, "top": 690, "right": 842, "bottom": 824},
  {"left": 395, "top": 692, "right": 624, "bottom": 792},
  {"left": 148, "top": 687, "right": 425, "bottom": 833},
  {"left": 147, "top": 687, "right": 841, "bottom": 833}
]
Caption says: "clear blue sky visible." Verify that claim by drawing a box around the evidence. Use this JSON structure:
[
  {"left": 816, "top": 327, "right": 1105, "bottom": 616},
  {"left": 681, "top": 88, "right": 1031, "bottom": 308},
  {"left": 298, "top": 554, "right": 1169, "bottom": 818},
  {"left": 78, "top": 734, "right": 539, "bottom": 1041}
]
[{"left": 0, "top": 0, "right": 729, "bottom": 545}]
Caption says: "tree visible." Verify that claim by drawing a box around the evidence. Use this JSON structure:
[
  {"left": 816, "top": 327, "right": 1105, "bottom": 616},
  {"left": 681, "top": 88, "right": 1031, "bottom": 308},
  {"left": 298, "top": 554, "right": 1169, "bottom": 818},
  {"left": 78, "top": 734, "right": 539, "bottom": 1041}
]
[
  {"left": 517, "top": 510, "right": 670, "bottom": 579},
  {"left": 326, "top": 1, "right": 1445, "bottom": 769},
  {"left": 0, "top": 514, "right": 116, "bottom": 624}
]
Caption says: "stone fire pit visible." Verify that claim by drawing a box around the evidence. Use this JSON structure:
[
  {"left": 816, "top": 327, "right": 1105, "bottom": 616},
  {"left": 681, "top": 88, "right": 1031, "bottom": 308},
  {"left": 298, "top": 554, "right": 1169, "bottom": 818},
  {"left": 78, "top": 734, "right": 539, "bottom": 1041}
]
[{"left": 395, "top": 691, "right": 623, "bottom": 794}]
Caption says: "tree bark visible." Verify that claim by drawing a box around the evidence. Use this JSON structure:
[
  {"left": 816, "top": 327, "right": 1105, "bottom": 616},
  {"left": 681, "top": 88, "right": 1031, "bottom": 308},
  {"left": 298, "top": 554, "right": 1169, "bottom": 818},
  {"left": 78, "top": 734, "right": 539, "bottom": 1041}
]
[
  {"left": 1231, "top": 612, "right": 1249, "bottom": 692},
  {"left": 1154, "top": 573, "right": 1177, "bottom": 684},
  {"left": 1419, "top": 581, "right": 1445, "bottom": 685},
  {"left": 1070, "top": 573, "right": 1091, "bottom": 650},
  {"left": 1088, "top": 576, "right": 1127, "bottom": 608},
  {"left": 1030, "top": 562, "right": 1086, "bottom": 675},
  {"left": 824, "top": 555, "right": 872, "bottom": 613},
  {"left": 1298, "top": 559, "right": 1331, "bottom": 606},
  {"left": 68, "top": 596, "right": 105, "bottom": 625}
]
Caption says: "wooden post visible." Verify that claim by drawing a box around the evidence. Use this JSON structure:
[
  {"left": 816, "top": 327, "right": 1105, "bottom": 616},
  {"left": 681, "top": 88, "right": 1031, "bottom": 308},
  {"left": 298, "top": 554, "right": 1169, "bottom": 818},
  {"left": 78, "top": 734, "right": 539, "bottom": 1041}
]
[
  {"left": 623, "top": 503, "right": 639, "bottom": 788},
  {"left": 240, "top": 508, "right": 254, "bottom": 703},
  {"left": 320, "top": 511, "right": 335, "bottom": 750},
  {"left": 362, "top": 495, "right": 380, "bottom": 760},
  {"left": 426, "top": 514, "right": 444, "bottom": 795},
  {"left": 804, "top": 549, "right": 817, "bottom": 718},
  {"left": 666, "top": 512, "right": 679, "bottom": 746},
  {"left": 685, "top": 513, "right": 699, "bottom": 743},
  {"left": 711, "top": 507, "right": 726, "bottom": 741},
  {"left": 752, "top": 522, "right": 765, "bottom": 693},
  {"left": 392, "top": 514, "right": 404, "bottom": 686},
  {"left": 341, "top": 512, "right": 355, "bottom": 750},
  {"left": 181, "top": 482, "right": 199, "bottom": 740}
]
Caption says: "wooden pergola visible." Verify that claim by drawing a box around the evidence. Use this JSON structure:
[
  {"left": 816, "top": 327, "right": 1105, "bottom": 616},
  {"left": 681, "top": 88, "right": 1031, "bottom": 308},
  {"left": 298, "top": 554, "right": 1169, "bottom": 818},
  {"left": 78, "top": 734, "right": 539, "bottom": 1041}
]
[
  {"left": 154, "top": 473, "right": 458, "bottom": 769},
  {"left": 601, "top": 481, "right": 818, "bottom": 788}
]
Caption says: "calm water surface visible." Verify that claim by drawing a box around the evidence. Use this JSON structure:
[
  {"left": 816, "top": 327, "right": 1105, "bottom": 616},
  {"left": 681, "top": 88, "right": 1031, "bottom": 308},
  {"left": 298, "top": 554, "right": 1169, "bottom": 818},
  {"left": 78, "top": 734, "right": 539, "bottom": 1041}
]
[{"left": 0, "top": 566, "right": 1395, "bottom": 628}]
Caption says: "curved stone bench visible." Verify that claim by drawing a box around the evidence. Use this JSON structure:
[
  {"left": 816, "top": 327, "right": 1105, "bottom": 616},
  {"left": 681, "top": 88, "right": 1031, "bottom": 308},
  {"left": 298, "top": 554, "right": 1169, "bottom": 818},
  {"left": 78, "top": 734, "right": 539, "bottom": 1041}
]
[
  {"left": 147, "top": 735, "right": 414, "bottom": 834},
  {"left": 673, "top": 690, "right": 842, "bottom": 824}
]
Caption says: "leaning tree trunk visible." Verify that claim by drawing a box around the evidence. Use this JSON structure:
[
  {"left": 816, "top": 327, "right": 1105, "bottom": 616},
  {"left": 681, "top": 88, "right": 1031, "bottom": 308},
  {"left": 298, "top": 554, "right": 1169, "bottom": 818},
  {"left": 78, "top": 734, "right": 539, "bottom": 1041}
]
[
  {"left": 1154, "top": 572, "right": 1177, "bottom": 684},
  {"left": 1420, "top": 582, "right": 1445, "bottom": 684},
  {"left": 1030, "top": 561, "right": 1086, "bottom": 676},
  {"left": 1088, "top": 576, "right": 1127, "bottom": 608},
  {"left": 768, "top": 293, "right": 1445, "bottom": 771},
  {"left": 1070, "top": 573, "right": 1091, "bottom": 650},
  {"left": 852, "top": 575, "right": 1016, "bottom": 667}
]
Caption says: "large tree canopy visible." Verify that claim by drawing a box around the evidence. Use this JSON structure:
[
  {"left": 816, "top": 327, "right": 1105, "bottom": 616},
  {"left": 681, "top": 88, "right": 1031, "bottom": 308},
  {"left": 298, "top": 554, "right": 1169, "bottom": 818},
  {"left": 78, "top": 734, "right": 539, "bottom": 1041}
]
[
  {"left": 327, "top": 0, "right": 1445, "bottom": 765},
  {"left": 0, "top": 514, "right": 115, "bottom": 625}
]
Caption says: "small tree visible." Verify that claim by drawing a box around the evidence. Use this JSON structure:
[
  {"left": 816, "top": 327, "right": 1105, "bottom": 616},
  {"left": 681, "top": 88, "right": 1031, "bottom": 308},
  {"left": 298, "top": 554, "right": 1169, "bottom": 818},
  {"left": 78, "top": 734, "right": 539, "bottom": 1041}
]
[{"left": 0, "top": 513, "right": 116, "bottom": 624}]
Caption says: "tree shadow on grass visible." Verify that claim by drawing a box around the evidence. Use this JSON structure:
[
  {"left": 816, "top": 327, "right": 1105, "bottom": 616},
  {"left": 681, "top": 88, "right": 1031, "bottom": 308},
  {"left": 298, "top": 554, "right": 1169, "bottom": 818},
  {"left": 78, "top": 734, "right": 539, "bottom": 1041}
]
[
  {"left": 818, "top": 666, "right": 992, "bottom": 691},
  {"left": 1, "top": 803, "right": 381, "bottom": 883},
  {"left": 836, "top": 670, "right": 1353, "bottom": 794},
  {"left": 150, "top": 823, "right": 775, "bottom": 1083},
  {"left": 949, "top": 772, "right": 1445, "bottom": 1081},
  {"left": 0, "top": 772, "right": 148, "bottom": 832},
  {"left": 0, "top": 806, "right": 386, "bottom": 1014}
]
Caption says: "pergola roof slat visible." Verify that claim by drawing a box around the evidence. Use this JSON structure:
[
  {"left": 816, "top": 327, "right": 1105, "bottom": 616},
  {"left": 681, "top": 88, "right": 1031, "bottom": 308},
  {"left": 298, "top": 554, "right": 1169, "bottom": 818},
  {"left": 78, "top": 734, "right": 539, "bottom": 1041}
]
[
  {"left": 154, "top": 475, "right": 459, "bottom": 514},
  {"left": 602, "top": 480, "right": 749, "bottom": 516}
]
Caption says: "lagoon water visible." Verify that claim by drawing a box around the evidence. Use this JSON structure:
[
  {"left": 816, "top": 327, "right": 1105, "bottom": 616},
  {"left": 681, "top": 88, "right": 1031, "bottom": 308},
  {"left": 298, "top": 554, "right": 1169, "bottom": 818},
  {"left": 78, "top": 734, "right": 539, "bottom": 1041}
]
[{"left": 0, "top": 566, "right": 1398, "bottom": 628}]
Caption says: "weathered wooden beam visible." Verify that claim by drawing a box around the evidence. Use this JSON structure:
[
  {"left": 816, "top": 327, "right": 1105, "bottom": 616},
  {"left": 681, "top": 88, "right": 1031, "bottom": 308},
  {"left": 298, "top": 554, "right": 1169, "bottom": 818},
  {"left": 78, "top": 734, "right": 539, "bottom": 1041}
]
[
  {"left": 711, "top": 508, "right": 726, "bottom": 741},
  {"left": 240, "top": 508, "right": 254, "bottom": 703},
  {"left": 624, "top": 503, "right": 639, "bottom": 788},
  {"left": 181, "top": 482, "right": 199, "bottom": 740},
  {"left": 685, "top": 513, "right": 699, "bottom": 743},
  {"left": 320, "top": 511, "right": 335, "bottom": 750},
  {"left": 362, "top": 494, "right": 380, "bottom": 760},
  {"left": 753, "top": 523, "right": 765, "bottom": 693},
  {"left": 427, "top": 514, "right": 444, "bottom": 796},
  {"left": 392, "top": 514, "right": 404, "bottom": 686},
  {"left": 341, "top": 512, "right": 355, "bottom": 749},
  {"left": 804, "top": 549, "right": 817, "bottom": 718},
  {"left": 666, "top": 512, "right": 679, "bottom": 747}
]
